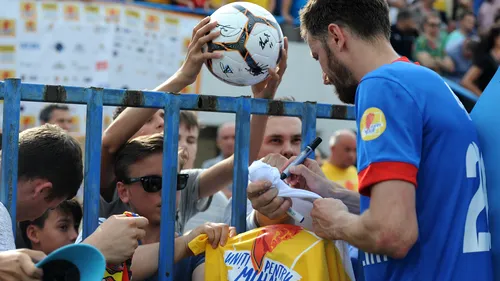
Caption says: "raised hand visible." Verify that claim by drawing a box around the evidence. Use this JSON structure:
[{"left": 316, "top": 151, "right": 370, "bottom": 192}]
[
  {"left": 251, "top": 37, "right": 289, "bottom": 99},
  {"left": 178, "top": 17, "right": 223, "bottom": 86}
]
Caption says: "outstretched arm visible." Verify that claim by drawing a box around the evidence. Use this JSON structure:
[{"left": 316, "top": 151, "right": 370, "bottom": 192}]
[
  {"left": 100, "top": 18, "right": 222, "bottom": 200},
  {"left": 197, "top": 38, "right": 289, "bottom": 199}
]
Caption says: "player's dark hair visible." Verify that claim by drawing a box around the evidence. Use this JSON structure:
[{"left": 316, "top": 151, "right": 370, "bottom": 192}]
[
  {"left": 299, "top": 0, "right": 391, "bottom": 41},
  {"left": 19, "top": 199, "right": 82, "bottom": 249},
  {"left": 39, "top": 104, "right": 69, "bottom": 123}
]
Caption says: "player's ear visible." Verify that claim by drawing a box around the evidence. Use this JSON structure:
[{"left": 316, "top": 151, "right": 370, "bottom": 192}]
[{"left": 327, "top": 23, "right": 345, "bottom": 50}]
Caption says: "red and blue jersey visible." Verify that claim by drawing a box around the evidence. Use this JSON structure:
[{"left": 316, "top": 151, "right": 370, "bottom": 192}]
[{"left": 356, "top": 59, "right": 493, "bottom": 281}]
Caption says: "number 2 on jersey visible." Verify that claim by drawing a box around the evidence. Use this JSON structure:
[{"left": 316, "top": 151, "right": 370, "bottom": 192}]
[{"left": 463, "top": 142, "right": 491, "bottom": 253}]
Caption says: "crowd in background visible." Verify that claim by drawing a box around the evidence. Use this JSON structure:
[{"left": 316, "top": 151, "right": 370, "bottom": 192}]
[
  {"left": 133, "top": 0, "right": 500, "bottom": 96},
  {"left": 389, "top": 0, "right": 500, "bottom": 96}
]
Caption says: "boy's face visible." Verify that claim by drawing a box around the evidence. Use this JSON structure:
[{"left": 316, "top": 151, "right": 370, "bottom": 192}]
[
  {"left": 28, "top": 209, "right": 78, "bottom": 255},
  {"left": 118, "top": 152, "right": 183, "bottom": 225},
  {"left": 178, "top": 123, "right": 199, "bottom": 169}
]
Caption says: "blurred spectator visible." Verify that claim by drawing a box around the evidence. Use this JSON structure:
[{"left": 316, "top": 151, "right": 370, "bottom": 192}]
[
  {"left": 446, "top": 38, "right": 479, "bottom": 82},
  {"left": 414, "top": 12, "right": 455, "bottom": 74},
  {"left": 461, "top": 24, "right": 500, "bottom": 96},
  {"left": 388, "top": 0, "right": 410, "bottom": 25},
  {"left": 246, "top": 0, "right": 276, "bottom": 12},
  {"left": 478, "top": 0, "right": 500, "bottom": 34},
  {"left": 445, "top": 11, "right": 476, "bottom": 52},
  {"left": 410, "top": 0, "right": 449, "bottom": 31},
  {"left": 202, "top": 122, "right": 235, "bottom": 169},
  {"left": 173, "top": 0, "right": 222, "bottom": 10},
  {"left": 202, "top": 122, "right": 235, "bottom": 199},
  {"left": 391, "top": 8, "right": 419, "bottom": 60},
  {"left": 321, "top": 130, "right": 358, "bottom": 192},
  {"left": 281, "top": 0, "right": 305, "bottom": 24},
  {"left": 39, "top": 104, "right": 72, "bottom": 132}
]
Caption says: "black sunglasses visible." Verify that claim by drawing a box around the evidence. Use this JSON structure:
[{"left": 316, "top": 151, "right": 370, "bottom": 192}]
[{"left": 122, "top": 174, "right": 189, "bottom": 192}]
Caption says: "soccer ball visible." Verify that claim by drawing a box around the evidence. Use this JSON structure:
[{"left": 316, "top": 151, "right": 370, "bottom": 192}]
[{"left": 205, "top": 2, "right": 284, "bottom": 86}]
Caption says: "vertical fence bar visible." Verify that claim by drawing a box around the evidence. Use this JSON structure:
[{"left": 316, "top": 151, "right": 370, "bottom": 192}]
[
  {"left": 82, "top": 87, "right": 104, "bottom": 239},
  {"left": 159, "top": 94, "right": 180, "bottom": 281},
  {"left": 231, "top": 97, "right": 251, "bottom": 234},
  {"left": 1, "top": 79, "right": 21, "bottom": 235},
  {"left": 301, "top": 102, "right": 318, "bottom": 159}
]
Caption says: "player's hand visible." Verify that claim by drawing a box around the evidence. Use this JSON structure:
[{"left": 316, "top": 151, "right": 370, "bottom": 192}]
[
  {"left": 83, "top": 215, "right": 149, "bottom": 264},
  {"left": 251, "top": 37, "right": 288, "bottom": 99},
  {"left": 281, "top": 156, "right": 328, "bottom": 194},
  {"left": 178, "top": 17, "right": 223, "bottom": 86},
  {"left": 311, "top": 198, "right": 349, "bottom": 240},
  {"left": 187, "top": 223, "right": 237, "bottom": 249},
  {"left": 247, "top": 180, "right": 292, "bottom": 220},
  {"left": 0, "top": 249, "right": 45, "bottom": 281}
]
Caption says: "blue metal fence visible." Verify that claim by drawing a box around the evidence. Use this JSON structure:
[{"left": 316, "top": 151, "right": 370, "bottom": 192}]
[{"left": 0, "top": 78, "right": 355, "bottom": 281}]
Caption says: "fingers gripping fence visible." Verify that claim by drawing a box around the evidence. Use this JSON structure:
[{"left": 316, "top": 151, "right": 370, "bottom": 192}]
[{"left": 0, "top": 78, "right": 355, "bottom": 281}]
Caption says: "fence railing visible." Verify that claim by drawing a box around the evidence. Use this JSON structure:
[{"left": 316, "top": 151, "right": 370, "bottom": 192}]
[{"left": 0, "top": 78, "right": 355, "bottom": 281}]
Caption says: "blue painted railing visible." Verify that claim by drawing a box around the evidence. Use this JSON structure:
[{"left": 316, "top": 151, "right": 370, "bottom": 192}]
[{"left": 0, "top": 78, "right": 355, "bottom": 281}]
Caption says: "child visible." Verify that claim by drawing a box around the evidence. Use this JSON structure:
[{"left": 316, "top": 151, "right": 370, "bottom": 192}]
[{"left": 19, "top": 199, "right": 82, "bottom": 255}]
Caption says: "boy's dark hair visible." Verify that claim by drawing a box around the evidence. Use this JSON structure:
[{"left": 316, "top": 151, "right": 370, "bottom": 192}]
[
  {"left": 114, "top": 133, "right": 164, "bottom": 181},
  {"left": 179, "top": 111, "right": 199, "bottom": 131},
  {"left": 112, "top": 107, "right": 199, "bottom": 130},
  {"left": 39, "top": 104, "right": 70, "bottom": 123},
  {"left": 300, "top": 0, "right": 390, "bottom": 41},
  {"left": 19, "top": 199, "right": 83, "bottom": 249},
  {"left": 18, "top": 124, "right": 83, "bottom": 200}
]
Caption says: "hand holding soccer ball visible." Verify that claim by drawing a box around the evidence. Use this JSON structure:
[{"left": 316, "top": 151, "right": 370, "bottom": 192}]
[{"left": 204, "top": 2, "right": 285, "bottom": 86}]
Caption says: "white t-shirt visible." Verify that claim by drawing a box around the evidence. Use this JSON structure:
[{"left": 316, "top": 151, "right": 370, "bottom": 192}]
[{"left": 0, "top": 202, "right": 15, "bottom": 251}]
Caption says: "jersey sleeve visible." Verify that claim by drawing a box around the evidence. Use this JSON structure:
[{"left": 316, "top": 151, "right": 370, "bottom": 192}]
[{"left": 356, "top": 77, "right": 423, "bottom": 196}]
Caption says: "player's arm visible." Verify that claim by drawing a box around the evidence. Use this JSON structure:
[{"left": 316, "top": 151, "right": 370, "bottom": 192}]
[
  {"left": 327, "top": 181, "right": 418, "bottom": 258},
  {"left": 315, "top": 78, "right": 421, "bottom": 258},
  {"left": 100, "top": 18, "right": 221, "bottom": 197},
  {"left": 198, "top": 38, "right": 289, "bottom": 198}
]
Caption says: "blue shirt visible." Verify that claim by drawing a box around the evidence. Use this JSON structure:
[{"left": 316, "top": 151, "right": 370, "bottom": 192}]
[{"left": 355, "top": 60, "right": 493, "bottom": 281}]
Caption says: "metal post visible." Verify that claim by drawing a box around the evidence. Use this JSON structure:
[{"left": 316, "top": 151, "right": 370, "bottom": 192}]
[
  {"left": 231, "top": 96, "right": 251, "bottom": 234},
  {"left": 1, "top": 79, "right": 21, "bottom": 235},
  {"left": 302, "top": 101, "right": 317, "bottom": 159},
  {"left": 82, "top": 87, "right": 104, "bottom": 239},
  {"left": 159, "top": 94, "right": 180, "bottom": 281}
]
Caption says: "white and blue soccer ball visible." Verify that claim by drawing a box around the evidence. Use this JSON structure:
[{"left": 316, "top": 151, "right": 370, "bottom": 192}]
[{"left": 205, "top": 2, "right": 284, "bottom": 86}]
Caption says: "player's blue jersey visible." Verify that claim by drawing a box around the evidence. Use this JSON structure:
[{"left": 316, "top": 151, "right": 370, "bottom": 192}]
[{"left": 355, "top": 59, "right": 493, "bottom": 281}]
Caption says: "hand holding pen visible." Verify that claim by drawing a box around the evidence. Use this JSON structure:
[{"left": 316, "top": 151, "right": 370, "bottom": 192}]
[{"left": 278, "top": 137, "right": 322, "bottom": 222}]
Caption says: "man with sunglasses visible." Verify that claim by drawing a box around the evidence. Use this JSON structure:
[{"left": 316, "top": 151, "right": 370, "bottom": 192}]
[
  {"left": 77, "top": 134, "right": 237, "bottom": 281},
  {"left": 98, "top": 17, "right": 288, "bottom": 236}
]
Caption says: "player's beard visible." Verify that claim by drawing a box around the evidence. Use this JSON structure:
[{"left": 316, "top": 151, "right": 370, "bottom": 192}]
[{"left": 324, "top": 43, "right": 358, "bottom": 105}]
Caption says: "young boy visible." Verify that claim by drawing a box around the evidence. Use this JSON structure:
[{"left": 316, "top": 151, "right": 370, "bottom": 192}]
[{"left": 19, "top": 199, "right": 82, "bottom": 255}]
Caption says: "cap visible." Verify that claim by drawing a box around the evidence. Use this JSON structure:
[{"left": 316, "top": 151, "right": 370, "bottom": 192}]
[{"left": 36, "top": 244, "right": 106, "bottom": 281}]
